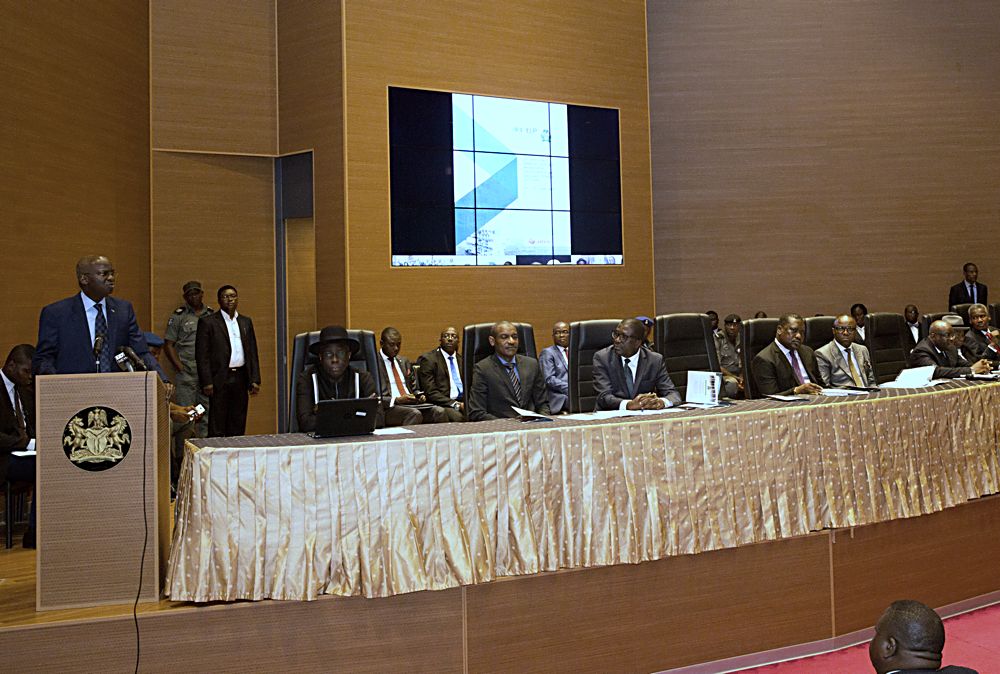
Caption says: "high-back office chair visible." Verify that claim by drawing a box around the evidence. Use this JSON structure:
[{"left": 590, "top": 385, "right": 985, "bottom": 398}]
[
  {"left": 991, "top": 303, "right": 1000, "bottom": 329},
  {"left": 950, "top": 303, "right": 973, "bottom": 326},
  {"left": 866, "top": 312, "right": 908, "bottom": 384},
  {"left": 567, "top": 319, "right": 620, "bottom": 413},
  {"left": 654, "top": 313, "right": 719, "bottom": 400},
  {"left": 286, "top": 329, "right": 379, "bottom": 432},
  {"left": 741, "top": 318, "right": 779, "bottom": 399},
  {"left": 803, "top": 316, "right": 835, "bottom": 352},
  {"left": 921, "top": 312, "right": 949, "bottom": 338},
  {"left": 462, "top": 323, "right": 536, "bottom": 398}
]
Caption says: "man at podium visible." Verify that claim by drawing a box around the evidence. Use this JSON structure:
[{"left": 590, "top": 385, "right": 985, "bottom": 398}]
[{"left": 33, "top": 255, "right": 165, "bottom": 379}]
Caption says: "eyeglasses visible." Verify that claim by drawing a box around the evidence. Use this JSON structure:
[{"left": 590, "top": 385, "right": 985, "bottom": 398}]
[
  {"left": 832, "top": 326, "right": 856, "bottom": 333},
  {"left": 611, "top": 330, "right": 640, "bottom": 342}
]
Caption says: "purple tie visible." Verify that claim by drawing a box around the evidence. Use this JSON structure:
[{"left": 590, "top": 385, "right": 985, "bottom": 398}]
[{"left": 788, "top": 349, "right": 805, "bottom": 385}]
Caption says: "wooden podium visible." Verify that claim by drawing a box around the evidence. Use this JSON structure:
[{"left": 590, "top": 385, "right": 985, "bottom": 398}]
[{"left": 35, "top": 372, "right": 170, "bottom": 611}]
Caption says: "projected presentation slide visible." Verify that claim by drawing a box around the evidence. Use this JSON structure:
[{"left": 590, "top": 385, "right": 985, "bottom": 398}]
[{"left": 389, "top": 87, "right": 622, "bottom": 267}]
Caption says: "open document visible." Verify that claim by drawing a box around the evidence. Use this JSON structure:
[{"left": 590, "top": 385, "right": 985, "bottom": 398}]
[{"left": 881, "top": 365, "right": 946, "bottom": 389}]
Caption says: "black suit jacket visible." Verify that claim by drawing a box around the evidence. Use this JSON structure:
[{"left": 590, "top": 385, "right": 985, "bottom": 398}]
[
  {"left": 903, "top": 321, "right": 924, "bottom": 363},
  {"left": 964, "top": 328, "right": 1000, "bottom": 362},
  {"left": 0, "top": 382, "right": 34, "bottom": 482},
  {"left": 376, "top": 353, "right": 420, "bottom": 407},
  {"left": 949, "top": 281, "right": 988, "bottom": 308},
  {"left": 591, "top": 345, "right": 681, "bottom": 410},
  {"left": 909, "top": 338, "right": 972, "bottom": 378},
  {"left": 416, "top": 349, "right": 462, "bottom": 407},
  {"left": 195, "top": 312, "right": 261, "bottom": 390},
  {"left": 751, "top": 342, "right": 823, "bottom": 396},
  {"left": 467, "top": 354, "right": 549, "bottom": 421}
]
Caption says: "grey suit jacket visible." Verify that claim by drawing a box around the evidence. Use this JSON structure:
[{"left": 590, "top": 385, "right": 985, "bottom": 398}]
[
  {"left": 538, "top": 345, "right": 569, "bottom": 413},
  {"left": 964, "top": 329, "right": 1000, "bottom": 363},
  {"left": 591, "top": 345, "right": 681, "bottom": 411},
  {"left": 815, "top": 341, "right": 877, "bottom": 388},
  {"left": 467, "top": 354, "right": 550, "bottom": 421}
]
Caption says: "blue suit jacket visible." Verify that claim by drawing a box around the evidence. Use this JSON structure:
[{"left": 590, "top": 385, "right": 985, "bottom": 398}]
[
  {"left": 33, "top": 293, "right": 165, "bottom": 378},
  {"left": 538, "top": 344, "right": 569, "bottom": 413}
]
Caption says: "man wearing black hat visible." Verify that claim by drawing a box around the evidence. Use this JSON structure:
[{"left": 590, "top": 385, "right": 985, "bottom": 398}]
[
  {"left": 164, "top": 280, "right": 213, "bottom": 438},
  {"left": 295, "top": 326, "right": 383, "bottom": 432}
]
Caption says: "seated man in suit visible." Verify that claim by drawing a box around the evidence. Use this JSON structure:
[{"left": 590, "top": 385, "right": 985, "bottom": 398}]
[
  {"left": 467, "top": 321, "right": 550, "bottom": 421},
  {"left": 963, "top": 304, "right": 1000, "bottom": 364},
  {"left": 34, "top": 255, "right": 165, "bottom": 379},
  {"left": 950, "top": 327, "right": 977, "bottom": 363},
  {"left": 815, "top": 314, "right": 877, "bottom": 388},
  {"left": 869, "top": 599, "right": 978, "bottom": 674},
  {"left": 751, "top": 314, "right": 824, "bottom": 396},
  {"left": 538, "top": 321, "right": 570, "bottom": 414},
  {"left": 715, "top": 313, "right": 743, "bottom": 398},
  {"left": 592, "top": 318, "right": 681, "bottom": 411},
  {"left": 948, "top": 262, "right": 987, "bottom": 308},
  {"left": 295, "top": 325, "right": 382, "bottom": 432},
  {"left": 851, "top": 303, "right": 869, "bottom": 345},
  {"left": 1, "top": 344, "right": 36, "bottom": 548},
  {"left": 910, "top": 320, "right": 991, "bottom": 378},
  {"left": 415, "top": 326, "right": 465, "bottom": 422},
  {"left": 377, "top": 327, "right": 444, "bottom": 425}
]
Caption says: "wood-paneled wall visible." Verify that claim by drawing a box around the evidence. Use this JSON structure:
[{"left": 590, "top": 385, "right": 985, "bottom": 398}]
[
  {"left": 1, "top": 2, "right": 150, "bottom": 349},
  {"left": 341, "top": 0, "right": 654, "bottom": 355},
  {"left": 648, "top": 1, "right": 1000, "bottom": 319}
]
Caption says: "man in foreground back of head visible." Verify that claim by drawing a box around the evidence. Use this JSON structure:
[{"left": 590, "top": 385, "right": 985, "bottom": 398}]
[{"left": 869, "top": 599, "right": 978, "bottom": 673}]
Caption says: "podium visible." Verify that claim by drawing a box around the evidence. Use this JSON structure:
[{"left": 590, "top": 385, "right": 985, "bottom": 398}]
[{"left": 35, "top": 372, "right": 170, "bottom": 610}]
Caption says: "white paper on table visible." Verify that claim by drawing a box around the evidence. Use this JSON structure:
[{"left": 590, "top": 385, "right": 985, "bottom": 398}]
[
  {"left": 372, "top": 427, "right": 415, "bottom": 436},
  {"left": 685, "top": 371, "right": 721, "bottom": 405},
  {"left": 819, "top": 388, "right": 867, "bottom": 396},
  {"left": 562, "top": 412, "right": 601, "bottom": 420},
  {"left": 882, "top": 365, "right": 935, "bottom": 388},
  {"left": 765, "top": 394, "right": 809, "bottom": 402},
  {"left": 511, "top": 406, "right": 553, "bottom": 420},
  {"left": 12, "top": 450, "right": 36, "bottom": 457}
]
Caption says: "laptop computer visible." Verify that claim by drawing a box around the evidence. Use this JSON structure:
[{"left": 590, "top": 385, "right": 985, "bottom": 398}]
[{"left": 311, "top": 398, "right": 379, "bottom": 438}]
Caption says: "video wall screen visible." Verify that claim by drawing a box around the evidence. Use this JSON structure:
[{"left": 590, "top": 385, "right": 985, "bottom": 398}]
[{"left": 389, "top": 87, "right": 623, "bottom": 267}]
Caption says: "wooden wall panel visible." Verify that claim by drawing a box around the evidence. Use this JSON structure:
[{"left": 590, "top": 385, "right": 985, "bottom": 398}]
[
  {"left": 466, "top": 535, "right": 832, "bottom": 672},
  {"left": 341, "top": 0, "right": 654, "bottom": 355},
  {"left": 285, "top": 216, "right": 317, "bottom": 364},
  {"left": 0, "top": 2, "right": 150, "bottom": 348},
  {"left": 277, "top": 0, "right": 346, "bottom": 327},
  {"left": 648, "top": 1, "right": 1000, "bottom": 319},
  {"left": 151, "top": 152, "right": 277, "bottom": 435},
  {"left": 151, "top": 0, "right": 277, "bottom": 155}
]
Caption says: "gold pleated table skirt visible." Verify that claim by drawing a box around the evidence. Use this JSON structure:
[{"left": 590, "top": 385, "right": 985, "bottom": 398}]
[{"left": 166, "top": 381, "right": 1000, "bottom": 602}]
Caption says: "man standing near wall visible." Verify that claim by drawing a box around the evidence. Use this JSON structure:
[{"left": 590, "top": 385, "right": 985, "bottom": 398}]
[{"left": 164, "top": 280, "right": 213, "bottom": 437}]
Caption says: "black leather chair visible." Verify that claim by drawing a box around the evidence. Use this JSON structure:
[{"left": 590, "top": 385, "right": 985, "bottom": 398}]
[
  {"left": 867, "top": 312, "right": 908, "bottom": 384},
  {"left": 950, "top": 303, "right": 973, "bottom": 326},
  {"left": 991, "top": 303, "right": 1000, "bottom": 329},
  {"left": 654, "top": 313, "right": 719, "bottom": 400},
  {"left": 286, "top": 329, "right": 379, "bottom": 432},
  {"left": 568, "top": 319, "right": 620, "bottom": 413},
  {"left": 921, "top": 312, "right": 949, "bottom": 338},
  {"left": 803, "top": 316, "right": 835, "bottom": 352},
  {"left": 462, "top": 323, "right": 536, "bottom": 398},
  {"left": 741, "top": 318, "right": 779, "bottom": 399}
]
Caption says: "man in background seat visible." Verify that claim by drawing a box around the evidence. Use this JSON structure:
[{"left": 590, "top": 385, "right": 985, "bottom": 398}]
[
  {"left": 538, "top": 321, "right": 570, "bottom": 414},
  {"left": 467, "top": 321, "right": 549, "bottom": 420},
  {"left": 751, "top": 314, "right": 823, "bottom": 396},
  {"left": 415, "top": 326, "right": 465, "bottom": 422},
  {"left": 815, "top": 314, "right": 877, "bottom": 388},
  {"left": 592, "top": 318, "right": 680, "bottom": 411}
]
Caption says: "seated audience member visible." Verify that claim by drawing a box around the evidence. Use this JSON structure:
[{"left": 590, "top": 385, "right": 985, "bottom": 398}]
[
  {"left": 751, "top": 314, "right": 824, "bottom": 396},
  {"left": 637, "top": 315, "right": 656, "bottom": 351},
  {"left": 753, "top": 311, "right": 768, "bottom": 318},
  {"left": 467, "top": 321, "right": 550, "bottom": 421},
  {"left": 851, "top": 303, "right": 869, "bottom": 345},
  {"left": 903, "top": 304, "right": 922, "bottom": 356},
  {"left": 706, "top": 310, "right": 720, "bottom": 336},
  {"left": 948, "top": 261, "right": 987, "bottom": 308},
  {"left": 869, "top": 599, "right": 978, "bottom": 674},
  {"left": 377, "top": 327, "right": 439, "bottom": 425},
  {"left": 415, "top": 326, "right": 465, "bottom": 422},
  {"left": 815, "top": 315, "right": 877, "bottom": 388},
  {"left": 963, "top": 304, "right": 1000, "bottom": 363},
  {"left": 592, "top": 318, "right": 681, "bottom": 411},
  {"left": 1, "top": 344, "right": 36, "bottom": 548},
  {"left": 295, "top": 326, "right": 381, "bottom": 432},
  {"left": 714, "top": 314, "right": 743, "bottom": 398},
  {"left": 145, "top": 333, "right": 205, "bottom": 486},
  {"left": 910, "top": 320, "right": 991, "bottom": 378},
  {"left": 538, "top": 321, "right": 570, "bottom": 414}
]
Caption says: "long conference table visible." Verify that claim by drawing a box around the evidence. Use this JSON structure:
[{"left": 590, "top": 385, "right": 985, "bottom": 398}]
[{"left": 166, "top": 380, "right": 1000, "bottom": 603}]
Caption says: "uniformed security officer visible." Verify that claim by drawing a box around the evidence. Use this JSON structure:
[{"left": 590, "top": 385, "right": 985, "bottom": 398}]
[{"left": 164, "top": 280, "right": 213, "bottom": 437}]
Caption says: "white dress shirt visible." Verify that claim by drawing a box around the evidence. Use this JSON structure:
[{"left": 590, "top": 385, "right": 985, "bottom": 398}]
[
  {"left": 855, "top": 325, "right": 866, "bottom": 342},
  {"left": 2, "top": 369, "right": 34, "bottom": 451},
  {"left": 776, "top": 341, "right": 811, "bottom": 383},
  {"left": 79, "top": 292, "right": 108, "bottom": 346},
  {"left": 439, "top": 348, "right": 462, "bottom": 400},
  {"left": 908, "top": 322, "right": 920, "bottom": 344},
  {"left": 221, "top": 311, "right": 245, "bottom": 368},
  {"left": 617, "top": 351, "right": 673, "bottom": 410}
]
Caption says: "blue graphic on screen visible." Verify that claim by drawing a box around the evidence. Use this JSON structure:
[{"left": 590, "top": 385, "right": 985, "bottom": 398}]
[{"left": 450, "top": 94, "right": 571, "bottom": 262}]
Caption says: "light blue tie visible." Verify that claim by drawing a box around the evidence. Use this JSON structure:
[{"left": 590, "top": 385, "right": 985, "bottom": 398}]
[{"left": 448, "top": 355, "right": 463, "bottom": 399}]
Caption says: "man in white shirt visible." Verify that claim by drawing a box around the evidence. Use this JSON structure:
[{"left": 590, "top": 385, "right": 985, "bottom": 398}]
[
  {"left": 1, "top": 344, "right": 36, "bottom": 548},
  {"left": 815, "top": 314, "right": 877, "bottom": 388},
  {"left": 416, "top": 327, "right": 466, "bottom": 422}
]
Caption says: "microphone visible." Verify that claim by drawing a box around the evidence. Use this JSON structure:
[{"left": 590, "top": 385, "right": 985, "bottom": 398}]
[
  {"left": 123, "top": 346, "right": 148, "bottom": 371},
  {"left": 93, "top": 333, "right": 106, "bottom": 359},
  {"left": 114, "top": 348, "right": 134, "bottom": 372}
]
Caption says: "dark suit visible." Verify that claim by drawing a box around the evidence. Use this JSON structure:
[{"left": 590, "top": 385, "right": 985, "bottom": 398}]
[
  {"left": 895, "top": 667, "right": 978, "bottom": 674},
  {"left": 964, "top": 328, "right": 1000, "bottom": 363},
  {"left": 1, "top": 377, "right": 36, "bottom": 536},
  {"left": 903, "top": 321, "right": 923, "bottom": 363},
  {"left": 295, "top": 364, "right": 381, "bottom": 432},
  {"left": 591, "top": 345, "right": 681, "bottom": 410},
  {"left": 195, "top": 312, "right": 261, "bottom": 437},
  {"left": 375, "top": 354, "right": 432, "bottom": 425},
  {"left": 909, "top": 337, "right": 973, "bottom": 378},
  {"left": 467, "top": 354, "right": 550, "bottom": 421},
  {"left": 33, "top": 293, "right": 164, "bottom": 377},
  {"left": 415, "top": 349, "right": 465, "bottom": 422},
  {"left": 538, "top": 345, "right": 569, "bottom": 414},
  {"left": 751, "top": 341, "right": 823, "bottom": 396},
  {"left": 949, "top": 280, "right": 988, "bottom": 308}
]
